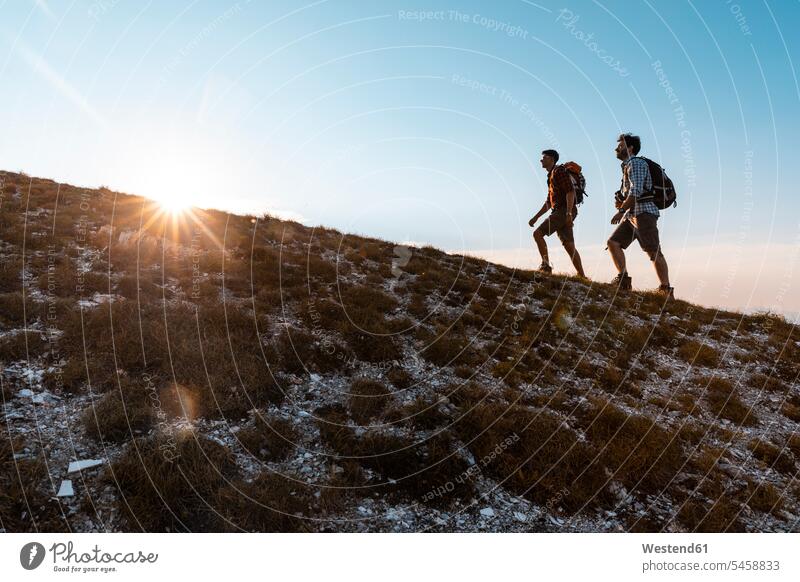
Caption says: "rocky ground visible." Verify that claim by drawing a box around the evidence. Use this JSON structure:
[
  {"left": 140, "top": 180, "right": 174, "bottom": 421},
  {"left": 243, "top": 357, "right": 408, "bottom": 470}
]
[{"left": 1, "top": 170, "right": 799, "bottom": 533}]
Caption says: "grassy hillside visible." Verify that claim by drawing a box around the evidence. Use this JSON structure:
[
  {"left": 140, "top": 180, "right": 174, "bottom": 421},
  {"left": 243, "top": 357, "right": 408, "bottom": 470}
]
[{"left": 1, "top": 170, "right": 799, "bottom": 532}]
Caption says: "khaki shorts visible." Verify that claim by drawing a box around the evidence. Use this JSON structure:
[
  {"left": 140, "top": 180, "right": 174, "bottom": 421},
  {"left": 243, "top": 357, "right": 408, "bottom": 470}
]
[
  {"left": 608, "top": 213, "right": 662, "bottom": 261},
  {"left": 534, "top": 210, "right": 576, "bottom": 244}
]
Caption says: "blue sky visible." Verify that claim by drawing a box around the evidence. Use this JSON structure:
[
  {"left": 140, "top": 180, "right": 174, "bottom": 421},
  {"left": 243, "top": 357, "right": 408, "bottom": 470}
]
[{"left": 1, "top": 1, "right": 798, "bottom": 315}]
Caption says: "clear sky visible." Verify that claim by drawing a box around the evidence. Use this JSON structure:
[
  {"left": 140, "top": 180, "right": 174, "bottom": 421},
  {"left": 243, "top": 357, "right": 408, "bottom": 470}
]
[{"left": 1, "top": 1, "right": 798, "bottom": 316}]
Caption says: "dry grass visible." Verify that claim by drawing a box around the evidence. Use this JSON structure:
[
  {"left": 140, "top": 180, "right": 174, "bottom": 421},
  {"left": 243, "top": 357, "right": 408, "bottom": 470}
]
[
  {"left": 750, "top": 373, "right": 788, "bottom": 393},
  {"left": 416, "top": 325, "right": 483, "bottom": 368},
  {"left": 0, "top": 292, "right": 27, "bottom": 326},
  {"left": 348, "top": 378, "right": 392, "bottom": 424},
  {"left": 490, "top": 360, "right": 525, "bottom": 388},
  {"left": 745, "top": 479, "right": 783, "bottom": 514},
  {"left": 340, "top": 284, "right": 398, "bottom": 314},
  {"left": 44, "top": 358, "right": 88, "bottom": 394},
  {"left": 788, "top": 434, "right": 800, "bottom": 458},
  {"left": 581, "top": 399, "right": 686, "bottom": 496},
  {"left": 108, "top": 430, "right": 239, "bottom": 531},
  {"left": 237, "top": 414, "right": 298, "bottom": 462},
  {"left": 0, "top": 429, "right": 70, "bottom": 532},
  {"left": 276, "top": 328, "right": 347, "bottom": 375},
  {"left": 748, "top": 439, "right": 797, "bottom": 475},
  {"left": 116, "top": 274, "right": 158, "bottom": 300},
  {"left": 455, "top": 403, "right": 608, "bottom": 513},
  {"left": 678, "top": 340, "right": 720, "bottom": 368},
  {"left": 81, "top": 378, "right": 154, "bottom": 443},
  {"left": 0, "top": 330, "right": 47, "bottom": 362},
  {"left": 677, "top": 497, "right": 745, "bottom": 532},
  {"left": 386, "top": 367, "right": 413, "bottom": 389},
  {"left": 155, "top": 307, "right": 286, "bottom": 418},
  {"left": 315, "top": 405, "right": 474, "bottom": 507},
  {"left": 342, "top": 326, "right": 401, "bottom": 363},
  {"left": 703, "top": 377, "right": 758, "bottom": 426},
  {"left": 214, "top": 473, "right": 314, "bottom": 532},
  {"left": 384, "top": 396, "right": 449, "bottom": 430},
  {"left": 781, "top": 400, "right": 800, "bottom": 421},
  {"left": 358, "top": 432, "right": 476, "bottom": 507}
]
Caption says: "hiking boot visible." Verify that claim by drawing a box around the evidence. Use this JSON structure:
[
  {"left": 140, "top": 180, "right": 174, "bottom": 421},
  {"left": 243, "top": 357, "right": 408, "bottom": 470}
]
[
  {"left": 538, "top": 262, "right": 553, "bottom": 274},
  {"left": 611, "top": 272, "right": 632, "bottom": 290},
  {"left": 657, "top": 284, "right": 674, "bottom": 299}
]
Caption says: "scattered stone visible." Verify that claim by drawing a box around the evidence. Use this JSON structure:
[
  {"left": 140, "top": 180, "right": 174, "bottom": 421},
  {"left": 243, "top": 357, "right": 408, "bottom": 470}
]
[
  {"left": 56, "top": 480, "right": 74, "bottom": 497},
  {"left": 479, "top": 507, "right": 495, "bottom": 518},
  {"left": 68, "top": 459, "right": 104, "bottom": 473}
]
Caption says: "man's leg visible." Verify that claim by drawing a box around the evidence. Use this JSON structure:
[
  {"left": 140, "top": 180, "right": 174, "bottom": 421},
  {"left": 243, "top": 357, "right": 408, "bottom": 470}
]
[
  {"left": 607, "top": 239, "right": 626, "bottom": 274},
  {"left": 533, "top": 224, "right": 551, "bottom": 267},
  {"left": 653, "top": 252, "right": 670, "bottom": 286},
  {"left": 533, "top": 227, "right": 550, "bottom": 267},
  {"left": 562, "top": 240, "right": 586, "bottom": 278},
  {"left": 638, "top": 215, "right": 670, "bottom": 288}
]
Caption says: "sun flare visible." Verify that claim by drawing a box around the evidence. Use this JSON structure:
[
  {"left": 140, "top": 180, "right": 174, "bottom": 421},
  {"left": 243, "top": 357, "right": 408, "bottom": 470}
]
[{"left": 157, "top": 194, "right": 191, "bottom": 214}]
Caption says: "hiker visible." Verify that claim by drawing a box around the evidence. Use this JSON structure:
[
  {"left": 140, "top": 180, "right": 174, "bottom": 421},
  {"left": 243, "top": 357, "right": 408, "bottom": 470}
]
[
  {"left": 607, "top": 133, "right": 674, "bottom": 296},
  {"left": 528, "top": 149, "right": 586, "bottom": 277}
]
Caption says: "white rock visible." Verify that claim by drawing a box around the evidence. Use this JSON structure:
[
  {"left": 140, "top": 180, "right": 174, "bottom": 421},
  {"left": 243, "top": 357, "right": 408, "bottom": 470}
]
[
  {"left": 18, "top": 389, "right": 34, "bottom": 398},
  {"left": 68, "top": 459, "right": 104, "bottom": 473},
  {"left": 479, "top": 507, "right": 495, "bottom": 518},
  {"left": 57, "top": 480, "right": 74, "bottom": 497},
  {"left": 513, "top": 511, "right": 527, "bottom": 522}
]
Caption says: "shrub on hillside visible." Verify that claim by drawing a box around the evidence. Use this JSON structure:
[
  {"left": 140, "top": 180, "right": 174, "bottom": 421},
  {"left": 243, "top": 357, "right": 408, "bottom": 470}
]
[
  {"left": 238, "top": 414, "right": 298, "bottom": 462},
  {"left": 348, "top": 378, "right": 392, "bottom": 424},
  {"left": 108, "top": 431, "right": 239, "bottom": 531},
  {"left": 703, "top": 377, "right": 758, "bottom": 426},
  {"left": 81, "top": 377, "right": 154, "bottom": 443},
  {"left": 214, "top": 473, "right": 315, "bottom": 532}
]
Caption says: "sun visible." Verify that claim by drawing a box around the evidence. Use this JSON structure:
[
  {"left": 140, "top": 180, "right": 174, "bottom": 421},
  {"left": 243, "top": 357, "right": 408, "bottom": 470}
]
[
  {"left": 157, "top": 194, "right": 191, "bottom": 214},
  {"left": 144, "top": 176, "right": 197, "bottom": 214}
]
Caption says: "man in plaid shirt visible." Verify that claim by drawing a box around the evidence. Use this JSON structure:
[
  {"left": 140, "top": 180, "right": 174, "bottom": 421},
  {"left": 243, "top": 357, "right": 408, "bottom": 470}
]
[
  {"left": 528, "top": 149, "right": 586, "bottom": 277},
  {"left": 607, "top": 133, "right": 673, "bottom": 296}
]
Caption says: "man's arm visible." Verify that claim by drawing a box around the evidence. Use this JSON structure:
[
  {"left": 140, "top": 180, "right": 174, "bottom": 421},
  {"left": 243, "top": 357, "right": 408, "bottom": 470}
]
[
  {"left": 611, "top": 159, "right": 644, "bottom": 224},
  {"left": 564, "top": 187, "right": 577, "bottom": 226},
  {"left": 619, "top": 194, "right": 635, "bottom": 211},
  {"left": 611, "top": 191, "right": 635, "bottom": 224},
  {"left": 529, "top": 200, "right": 550, "bottom": 227}
]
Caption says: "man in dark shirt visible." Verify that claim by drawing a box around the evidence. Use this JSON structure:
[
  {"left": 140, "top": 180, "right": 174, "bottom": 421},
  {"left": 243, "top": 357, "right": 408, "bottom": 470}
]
[{"left": 529, "top": 149, "right": 586, "bottom": 277}]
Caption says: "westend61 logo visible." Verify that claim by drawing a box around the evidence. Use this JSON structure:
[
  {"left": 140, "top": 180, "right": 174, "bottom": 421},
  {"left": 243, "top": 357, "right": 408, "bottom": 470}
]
[{"left": 19, "top": 541, "right": 158, "bottom": 574}]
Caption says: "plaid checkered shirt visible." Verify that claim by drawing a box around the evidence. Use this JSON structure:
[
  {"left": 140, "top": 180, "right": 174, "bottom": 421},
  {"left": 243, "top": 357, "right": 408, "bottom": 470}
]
[
  {"left": 547, "top": 165, "right": 576, "bottom": 213},
  {"left": 622, "top": 156, "right": 659, "bottom": 218}
]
